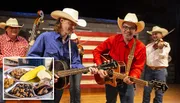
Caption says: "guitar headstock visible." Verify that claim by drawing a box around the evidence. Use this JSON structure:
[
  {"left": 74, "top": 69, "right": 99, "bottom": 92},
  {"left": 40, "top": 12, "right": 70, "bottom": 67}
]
[
  {"left": 148, "top": 80, "right": 169, "bottom": 93},
  {"left": 34, "top": 10, "right": 44, "bottom": 26},
  {"left": 98, "top": 59, "right": 118, "bottom": 70}
]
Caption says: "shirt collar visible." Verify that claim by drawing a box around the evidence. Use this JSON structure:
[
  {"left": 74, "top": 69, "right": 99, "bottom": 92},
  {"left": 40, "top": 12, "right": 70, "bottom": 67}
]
[
  {"left": 119, "top": 34, "right": 135, "bottom": 48},
  {"left": 4, "top": 33, "right": 20, "bottom": 42},
  {"left": 54, "top": 32, "right": 70, "bottom": 43}
]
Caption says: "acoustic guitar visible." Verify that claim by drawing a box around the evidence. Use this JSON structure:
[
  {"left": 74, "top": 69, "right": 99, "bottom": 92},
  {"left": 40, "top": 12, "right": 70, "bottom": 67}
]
[
  {"left": 105, "top": 69, "right": 168, "bottom": 93},
  {"left": 94, "top": 54, "right": 168, "bottom": 93},
  {"left": 51, "top": 59, "right": 118, "bottom": 90}
]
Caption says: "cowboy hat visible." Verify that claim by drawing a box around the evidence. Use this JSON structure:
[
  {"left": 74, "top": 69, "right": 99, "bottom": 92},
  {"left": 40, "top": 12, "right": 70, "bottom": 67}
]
[
  {"left": 117, "top": 13, "right": 145, "bottom": 33},
  {"left": 70, "top": 33, "right": 81, "bottom": 40},
  {"left": 0, "top": 22, "right": 6, "bottom": 29},
  {"left": 51, "top": 8, "right": 87, "bottom": 27},
  {"left": 147, "top": 26, "right": 168, "bottom": 37},
  {"left": 1, "top": 18, "right": 23, "bottom": 29},
  {"left": 70, "top": 33, "right": 78, "bottom": 40}
]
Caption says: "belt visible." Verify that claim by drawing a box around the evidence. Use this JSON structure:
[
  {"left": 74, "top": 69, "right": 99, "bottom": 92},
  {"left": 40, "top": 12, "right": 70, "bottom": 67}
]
[{"left": 147, "top": 66, "right": 167, "bottom": 70}]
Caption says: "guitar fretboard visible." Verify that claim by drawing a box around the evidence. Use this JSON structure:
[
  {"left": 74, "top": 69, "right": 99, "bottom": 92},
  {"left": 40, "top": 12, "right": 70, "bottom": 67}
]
[
  {"left": 57, "top": 66, "right": 96, "bottom": 77},
  {"left": 113, "top": 72, "right": 148, "bottom": 86}
]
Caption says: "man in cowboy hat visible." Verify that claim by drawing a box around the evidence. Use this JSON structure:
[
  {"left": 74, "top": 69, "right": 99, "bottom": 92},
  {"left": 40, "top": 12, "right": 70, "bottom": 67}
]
[
  {"left": 142, "top": 26, "right": 171, "bottom": 103},
  {"left": 0, "top": 18, "right": 28, "bottom": 102},
  {"left": 92, "top": 13, "right": 146, "bottom": 103},
  {"left": 27, "top": 8, "right": 98, "bottom": 103},
  {"left": 70, "top": 33, "right": 84, "bottom": 63}
]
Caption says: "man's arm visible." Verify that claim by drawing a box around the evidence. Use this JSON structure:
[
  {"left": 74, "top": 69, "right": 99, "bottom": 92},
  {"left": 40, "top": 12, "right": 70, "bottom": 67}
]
[{"left": 93, "top": 36, "right": 115, "bottom": 65}]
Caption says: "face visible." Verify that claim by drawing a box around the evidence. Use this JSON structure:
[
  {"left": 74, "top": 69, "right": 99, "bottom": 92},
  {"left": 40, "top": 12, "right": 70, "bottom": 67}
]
[
  {"left": 151, "top": 32, "right": 163, "bottom": 41},
  {"left": 60, "top": 18, "right": 76, "bottom": 37},
  {"left": 6, "top": 27, "right": 20, "bottom": 37},
  {"left": 121, "top": 22, "right": 137, "bottom": 41}
]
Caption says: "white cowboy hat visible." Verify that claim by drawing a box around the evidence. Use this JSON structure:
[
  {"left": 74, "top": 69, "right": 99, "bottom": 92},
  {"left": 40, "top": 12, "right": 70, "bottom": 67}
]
[
  {"left": 147, "top": 26, "right": 168, "bottom": 37},
  {"left": 117, "top": 13, "right": 145, "bottom": 33},
  {"left": 51, "top": 8, "right": 87, "bottom": 27},
  {"left": 70, "top": 33, "right": 78, "bottom": 40},
  {"left": 1, "top": 18, "right": 24, "bottom": 29},
  {"left": 0, "top": 22, "right": 6, "bottom": 29}
]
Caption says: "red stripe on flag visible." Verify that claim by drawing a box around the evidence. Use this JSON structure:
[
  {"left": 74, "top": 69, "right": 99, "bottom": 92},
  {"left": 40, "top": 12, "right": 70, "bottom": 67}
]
[
  {"left": 75, "top": 31, "right": 117, "bottom": 37},
  {"left": 79, "top": 40, "right": 102, "bottom": 45},
  {"left": 82, "top": 58, "right": 94, "bottom": 63},
  {"left": 84, "top": 50, "right": 93, "bottom": 54}
]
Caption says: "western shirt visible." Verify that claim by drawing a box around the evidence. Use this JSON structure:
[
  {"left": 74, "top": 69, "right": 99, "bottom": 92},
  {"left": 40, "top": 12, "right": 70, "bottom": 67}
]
[
  {"left": 146, "top": 41, "right": 170, "bottom": 67},
  {"left": 0, "top": 33, "right": 28, "bottom": 67},
  {"left": 27, "top": 31, "right": 84, "bottom": 69},
  {"left": 93, "top": 34, "right": 146, "bottom": 78}
]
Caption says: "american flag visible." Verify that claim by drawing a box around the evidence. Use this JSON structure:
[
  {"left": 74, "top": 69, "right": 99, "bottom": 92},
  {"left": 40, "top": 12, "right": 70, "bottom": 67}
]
[{"left": 74, "top": 31, "right": 117, "bottom": 88}]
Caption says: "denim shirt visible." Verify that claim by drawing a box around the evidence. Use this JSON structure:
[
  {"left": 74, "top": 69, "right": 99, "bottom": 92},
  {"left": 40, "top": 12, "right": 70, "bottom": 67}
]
[{"left": 27, "top": 31, "right": 84, "bottom": 69}]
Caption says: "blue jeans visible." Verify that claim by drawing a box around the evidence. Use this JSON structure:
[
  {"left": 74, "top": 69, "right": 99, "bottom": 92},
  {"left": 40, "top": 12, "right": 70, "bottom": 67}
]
[
  {"left": 105, "top": 83, "right": 135, "bottom": 103},
  {"left": 0, "top": 69, "right": 5, "bottom": 103},
  {"left": 69, "top": 73, "right": 82, "bottom": 103},
  {"left": 142, "top": 66, "right": 168, "bottom": 103}
]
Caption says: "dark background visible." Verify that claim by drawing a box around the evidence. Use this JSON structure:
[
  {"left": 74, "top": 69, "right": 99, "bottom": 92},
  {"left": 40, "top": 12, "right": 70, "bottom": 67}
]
[{"left": 0, "top": 0, "right": 180, "bottom": 83}]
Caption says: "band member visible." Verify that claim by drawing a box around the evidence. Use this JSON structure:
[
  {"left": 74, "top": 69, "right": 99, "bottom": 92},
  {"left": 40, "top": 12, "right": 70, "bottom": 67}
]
[
  {"left": 142, "top": 26, "right": 171, "bottom": 103},
  {"left": 27, "top": 8, "right": 98, "bottom": 103},
  {"left": 92, "top": 13, "right": 146, "bottom": 103},
  {"left": 0, "top": 18, "right": 28, "bottom": 103}
]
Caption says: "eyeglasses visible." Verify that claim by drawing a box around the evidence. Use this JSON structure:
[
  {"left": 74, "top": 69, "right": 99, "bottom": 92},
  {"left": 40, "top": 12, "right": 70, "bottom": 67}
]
[{"left": 122, "top": 25, "right": 136, "bottom": 31}]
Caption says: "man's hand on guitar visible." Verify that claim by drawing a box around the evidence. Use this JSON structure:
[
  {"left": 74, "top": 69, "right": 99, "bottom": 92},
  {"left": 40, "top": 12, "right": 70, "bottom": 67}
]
[
  {"left": 89, "top": 66, "right": 98, "bottom": 74},
  {"left": 123, "top": 76, "right": 134, "bottom": 85},
  {"left": 97, "top": 69, "right": 108, "bottom": 78},
  {"left": 54, "top": 74, "right": 59, "bottom": 83}
]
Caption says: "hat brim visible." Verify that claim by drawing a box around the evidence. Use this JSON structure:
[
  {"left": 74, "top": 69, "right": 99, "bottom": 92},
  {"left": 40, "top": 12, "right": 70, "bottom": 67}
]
[
  {"left": 117, "top": 17, "right": 145, "bottom": 33},
  {"left": 147, "top": 28, "right": 168, "bottom": 37},
  {"left": 5, "top": 24, "right": 24, "bottom": 29},
  {"left": 0, "top": 22, "right": 6, "bottom": 29},
  {"left": 51, "top": 10, "right": 87, "bottom": 27}
]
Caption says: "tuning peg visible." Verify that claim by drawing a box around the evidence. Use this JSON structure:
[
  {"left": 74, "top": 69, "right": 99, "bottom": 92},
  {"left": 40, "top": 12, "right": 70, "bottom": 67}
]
[{"left": 102, "top": 61, "right": 107, "bottom": 64}]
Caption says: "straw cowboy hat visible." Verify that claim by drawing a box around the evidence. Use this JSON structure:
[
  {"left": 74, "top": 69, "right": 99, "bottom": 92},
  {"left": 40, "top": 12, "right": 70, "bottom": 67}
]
[
  {"left": 117, "top": 13, "right": 145, "bottom": 33},
  {"left": 147, "top": 26, "right": 168, "bottom": 37},
  {"left": 0, "top": 22, "right": 6, "bottom": 29},
  {"left": 70, "top": 33, "right": 78, "bottom": 40},
  {"left": 51, "top": 8, "right": 87, "bottom": 27},
  {"left": 70, "top": 33, "right": 81, "bottom": 40},
  {"left": 0, "top": 18, "right": 23, "bottom": 29}
]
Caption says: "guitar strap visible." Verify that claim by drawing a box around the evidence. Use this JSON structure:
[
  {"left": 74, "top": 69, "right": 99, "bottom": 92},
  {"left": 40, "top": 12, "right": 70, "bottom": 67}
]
[
  {"left": 126, "top": 38, "right": 136, "bottom": 75},
  {"left": 68, "top": 37, "right": 72, "bottom": 68}
]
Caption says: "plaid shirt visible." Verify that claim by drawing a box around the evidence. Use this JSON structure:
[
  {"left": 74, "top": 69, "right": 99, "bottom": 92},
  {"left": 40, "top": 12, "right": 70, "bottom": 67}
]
[{"left": 0, "top": 33, "right": 28, "bottom": 67}]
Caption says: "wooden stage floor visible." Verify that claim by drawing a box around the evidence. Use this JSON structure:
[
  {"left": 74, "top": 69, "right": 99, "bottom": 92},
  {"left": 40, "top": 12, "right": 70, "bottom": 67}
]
[{"left": 60, "top": 84, "right": 180, "bottom": 103}]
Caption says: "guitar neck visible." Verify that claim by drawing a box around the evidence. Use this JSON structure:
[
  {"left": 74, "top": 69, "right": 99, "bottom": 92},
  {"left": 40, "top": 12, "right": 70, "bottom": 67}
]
[
  {"left": 57, "top": 67, "right": 91, "bottom": 77},
  {"left": 113, "top": 72, "right": 148, "bottom": 86}
]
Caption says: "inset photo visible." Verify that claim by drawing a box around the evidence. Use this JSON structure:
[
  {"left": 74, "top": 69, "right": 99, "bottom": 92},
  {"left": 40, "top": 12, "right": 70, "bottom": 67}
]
[{"left": 3, "top": 57, "right": 54, "bottom": 100}]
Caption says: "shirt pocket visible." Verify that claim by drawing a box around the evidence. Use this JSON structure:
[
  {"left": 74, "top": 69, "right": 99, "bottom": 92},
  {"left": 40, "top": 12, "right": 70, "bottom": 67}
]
[{"left": 46, "top": 50, "right": 59, "bottom": 57}]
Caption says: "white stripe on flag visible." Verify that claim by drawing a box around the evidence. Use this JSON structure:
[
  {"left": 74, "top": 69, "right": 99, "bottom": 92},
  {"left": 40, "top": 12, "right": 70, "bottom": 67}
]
[
  {"left": 83, "top": 54, "right": 93, "bottom": 58},
  {"left": 83, "top": 62, "right": 95, "bottom": 67},
  {"left": 79, "top": 36, "right": 108, "bottom": 42},
  {"left": 82, "top": 45, "right": 97, "bottom": 50}
]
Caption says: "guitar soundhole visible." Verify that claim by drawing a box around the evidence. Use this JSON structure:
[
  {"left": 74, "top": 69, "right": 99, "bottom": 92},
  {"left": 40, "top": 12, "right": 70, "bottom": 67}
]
[{"left": 55, "top": 76, "right": 69, "bottom": 89}]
